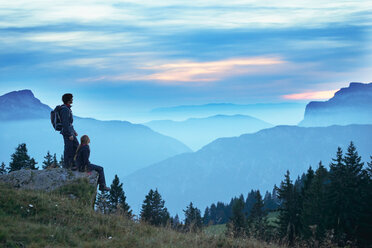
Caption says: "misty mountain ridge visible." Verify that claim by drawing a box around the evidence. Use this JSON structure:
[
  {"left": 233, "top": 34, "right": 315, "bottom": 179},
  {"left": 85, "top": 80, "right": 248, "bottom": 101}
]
[
  {"left": 144, "top": 114, "right": 273, "bottom": 150},
  {"left": 150, "top": 102, "right": 306, "bottom": 125},
  {"left": 124, "top": 124, "right": 372, "bottom": 215},
  {"left": 300, "top": 82, "right": 372, "bottom": 126}
]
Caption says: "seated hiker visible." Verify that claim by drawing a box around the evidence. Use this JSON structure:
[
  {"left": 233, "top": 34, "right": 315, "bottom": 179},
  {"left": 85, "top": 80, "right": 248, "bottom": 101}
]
[{"left": 74, "top": 135, "right": 110, "bottom": 192}]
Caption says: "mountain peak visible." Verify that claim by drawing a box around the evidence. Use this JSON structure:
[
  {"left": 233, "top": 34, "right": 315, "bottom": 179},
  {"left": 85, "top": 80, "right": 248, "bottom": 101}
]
[
  {"left": 0, "top": 89, "right": 52, "bottom": 120},
  {"left": 333, "top": 82, "right": 372, "bottom": 98},
  {"left": 300, "top": 82, "right": 372, "bottom": 126},
  {"left": 1, "top": 89, "right": 35, "bottom": 99}
]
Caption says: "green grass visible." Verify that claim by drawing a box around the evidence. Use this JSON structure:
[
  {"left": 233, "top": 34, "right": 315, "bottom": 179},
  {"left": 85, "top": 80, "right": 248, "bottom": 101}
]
[{"left": 0, "top": 182, "right": 283, "bottom": 248}]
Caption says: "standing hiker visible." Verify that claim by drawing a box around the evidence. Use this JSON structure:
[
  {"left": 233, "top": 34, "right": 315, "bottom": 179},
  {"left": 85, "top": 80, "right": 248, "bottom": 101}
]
[
  {"left": 74, "top": 135, "right": 110, "bottom": 192},
  {"left": 60, "top": 93, "right": 79, "bottom": 169}
]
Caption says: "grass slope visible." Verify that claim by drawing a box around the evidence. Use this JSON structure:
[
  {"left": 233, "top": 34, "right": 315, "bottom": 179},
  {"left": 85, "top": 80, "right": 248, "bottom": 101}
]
[{"left": 0, "top": 180, "right": 283, "bottom": 248}]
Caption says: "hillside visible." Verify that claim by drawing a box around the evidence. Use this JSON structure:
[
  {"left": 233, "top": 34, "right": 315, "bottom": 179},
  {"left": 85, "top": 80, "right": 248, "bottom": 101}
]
[
  {"left": 0, "top": 182, "right": 281, "bottom": 248},
  {"left": 124, "top": 124, "right": 372, "bottom": 215},
  {"left": 299, "top": 82, "right": 372, "bottom": 126},
  {"left": 145, "top": 115, "right": 273, "bottom": 150}
]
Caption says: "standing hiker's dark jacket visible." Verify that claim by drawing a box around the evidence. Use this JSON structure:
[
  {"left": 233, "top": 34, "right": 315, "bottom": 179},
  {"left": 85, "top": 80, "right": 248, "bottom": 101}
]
[
  {"left": 60, "top": 104, "right": 75, "bottom": 137},
  {"left": 75, "top": 144, "right": 90, "bottom": 171}
]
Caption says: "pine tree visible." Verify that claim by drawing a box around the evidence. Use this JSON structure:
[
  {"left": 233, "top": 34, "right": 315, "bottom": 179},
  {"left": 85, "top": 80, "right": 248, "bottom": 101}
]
[
  {"left": 203, "top": 207, "right": 211, "bottom": 226},
  {"left": 250, "top": 190, "right": 264, "bottom": 221},
  {"left": 244, "top": 190, "right": 257, "bottom": 216},
  {"left": 109, "top": 175, "right": 131, "bottom": 216},
  {"left": 8, "top": 143, "right": 38, "bottom": 172},
  {"left": 327, "top": 143, "right": 365, "bottom": 245},
  {"left": 0, "top": 162, "right": 7, "bottom": 175},
  {"left": 301, "top": 162, "right": 328, "bottom": 240},
  {"left": 276, "top": 170, "right": 297, "bottom": 246},
  {"left": 229, "top": 195, "right": 246, "bottom": 237},
  {"left": 249, "top": 190, "right": 265, "bottom": 239},
  {"left": 140, "top": 189, "right": 169, "bottom": 226},
  {"left": 184, "top": 202, "right": 202, "bottom": 232},
  {"left": 29, "top": 158, "right": 38, "bottom": 170},
  {"left": 209, "top": 203, "right": 217, "bottom": 225},
  {"left": 52, "top": 153, "right": 60, "bottom": 168},
  {"left": 358, "top": 157, "right": 372, "bottom": 246},
  {"left": 95, "top": 191, "right": 110, "bottom": 214},
  {"left": 342, "top": 142, "right": 364, "bottom": 242},
  {"left": 42, "top": 151, "right": 53, "bottom": 169}
]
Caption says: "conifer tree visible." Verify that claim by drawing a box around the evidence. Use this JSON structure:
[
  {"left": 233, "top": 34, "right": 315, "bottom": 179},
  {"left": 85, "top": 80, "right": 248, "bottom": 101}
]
[
  {"left": 358, "top": 157, "right": 372, "bottom": 246},
  {"left": 184, "top": 202, "right": 202, "bottom": 232},
  {"left": 203, "top": 207, "right": 211, "bottom": 226},
  {"left": 42, "top": 151, "right": 53, "bottom": 169},
  {"left": 52, "top": 153, "right": 59, "bottom": 168},
  {"left": 8, "top": 143, "right": 38, "bottom": 172},
  {"left": 0, "top": 162, "right": 7, "bottom": 175},
  {"left": 250, "top": 190, "right": 264, "bottom": 221},
  {"left": 263, "top": 191, "right": 279, "bottom": 211},
  {"left": 342, "top": 142, "right": 364, "bottom": 242},
  {"left": 229, "top": 195, "right": 246, "bottom": 237},
  {"left": 109, "top": 175, "right": 131, "bottom": 216},
  {"left": 301, "top": 162, "right": 328, "bottom": 240},
  {"left": 209, "top": 203, "right": 217, "bottom": 225},
  {"left": 244, "top": 190, "right": 257, "bottom": 216},
  {"left": 140, "top": 189, "right": 169, "bottom": 226},
  {"left": 248, "top": 190, "right": 265, "bottom": 238},
  {"left": 95, "top": 191, "right": 110, "bottom": 214},
  {"left": 328, "top": 143, "right": 364, "bottom": 245},
  {"left": 276, "top": 170, "right": 297, "bottom": 246}
]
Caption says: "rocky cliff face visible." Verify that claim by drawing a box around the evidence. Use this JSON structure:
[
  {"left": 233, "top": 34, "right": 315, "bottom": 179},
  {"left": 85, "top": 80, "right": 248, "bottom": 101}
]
[
  {"left": 0, "top": 168, "right": 98, "bottom": 192},
  {"left": 299, "top": 82, "right": 372, "bottom": 126}
]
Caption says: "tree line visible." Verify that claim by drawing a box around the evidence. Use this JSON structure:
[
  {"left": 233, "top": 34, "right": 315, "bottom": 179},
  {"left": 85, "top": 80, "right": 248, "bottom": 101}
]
[{"left": 221, "top": 142, "right": 371, "bottom": 247}]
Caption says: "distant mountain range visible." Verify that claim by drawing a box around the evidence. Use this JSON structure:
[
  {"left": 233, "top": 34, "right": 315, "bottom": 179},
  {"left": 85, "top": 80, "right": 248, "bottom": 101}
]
[
  {"left": 0, "top": 90, "right": 191, "bottom": 180},
  {"left": 150, "top": 102, "right": 306, "bottom": 125},
  {"left": 144, "top": 115, "right": 273, "bottom": 150},
  {"left": 124, "top": 124, "right": 372, "bottom": 215},
  {"left": 299, "top": 82, "right": 372, "bottom": 126}
]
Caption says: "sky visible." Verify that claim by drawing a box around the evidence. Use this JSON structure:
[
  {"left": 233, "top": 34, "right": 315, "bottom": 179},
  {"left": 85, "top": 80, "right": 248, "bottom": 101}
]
[{"left": 0, "top": 0, "right": 371, "bottom": 123}]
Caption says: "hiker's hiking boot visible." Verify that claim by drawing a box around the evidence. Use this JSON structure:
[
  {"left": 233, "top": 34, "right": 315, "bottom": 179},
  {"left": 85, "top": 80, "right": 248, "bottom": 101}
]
[{"left": 99, "top": 186, "right": 110, "bottom": 192}]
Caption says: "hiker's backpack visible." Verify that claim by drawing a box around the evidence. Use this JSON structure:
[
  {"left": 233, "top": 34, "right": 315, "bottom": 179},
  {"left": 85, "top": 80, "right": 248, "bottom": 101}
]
[{"left": 51, "top": 105, "right": 63, "bottom": 131}]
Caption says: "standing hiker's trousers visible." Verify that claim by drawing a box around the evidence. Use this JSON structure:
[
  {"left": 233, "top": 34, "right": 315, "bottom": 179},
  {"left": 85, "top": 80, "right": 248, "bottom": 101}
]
[
  {"left": 63, "top": 135, "right": 79, "bottom": 169},
  {"left": 88, "top": 164, "right": 107, "bottom": 188}
]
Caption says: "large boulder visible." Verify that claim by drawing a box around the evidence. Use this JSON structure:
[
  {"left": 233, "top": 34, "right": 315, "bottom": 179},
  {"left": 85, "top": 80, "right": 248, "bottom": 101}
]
[{"left": 0, "top": 168, "right": 98, "bottom": 192}]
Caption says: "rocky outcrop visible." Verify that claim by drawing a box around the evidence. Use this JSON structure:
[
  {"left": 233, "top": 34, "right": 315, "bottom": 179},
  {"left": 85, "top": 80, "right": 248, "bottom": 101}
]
[{"left": 0, "top": 168, "right": 98, "bottom": 192}]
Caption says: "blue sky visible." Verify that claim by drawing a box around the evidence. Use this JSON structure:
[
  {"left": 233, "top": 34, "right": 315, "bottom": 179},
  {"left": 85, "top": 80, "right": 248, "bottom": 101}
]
[{"left": 0, "top": 1, "right": 371, "bottom": 123}]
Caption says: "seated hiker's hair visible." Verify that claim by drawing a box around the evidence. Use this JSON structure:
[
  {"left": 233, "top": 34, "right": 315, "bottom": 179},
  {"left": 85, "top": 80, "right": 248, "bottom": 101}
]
[
  {"left": 62, "top": 93, "right": 73, "bottom": 104},
  {"left": 74, "top": 135, "right": 90, "bottom": 171}
]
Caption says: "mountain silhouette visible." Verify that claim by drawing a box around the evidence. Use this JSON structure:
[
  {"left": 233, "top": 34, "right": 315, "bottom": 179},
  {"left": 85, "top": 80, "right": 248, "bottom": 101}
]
[
  {"left": 299, "top": 82, "right": 372, "bottom": 126},
  {"left": 0, "top": 90, "right": 51, "bottom": 120}
]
